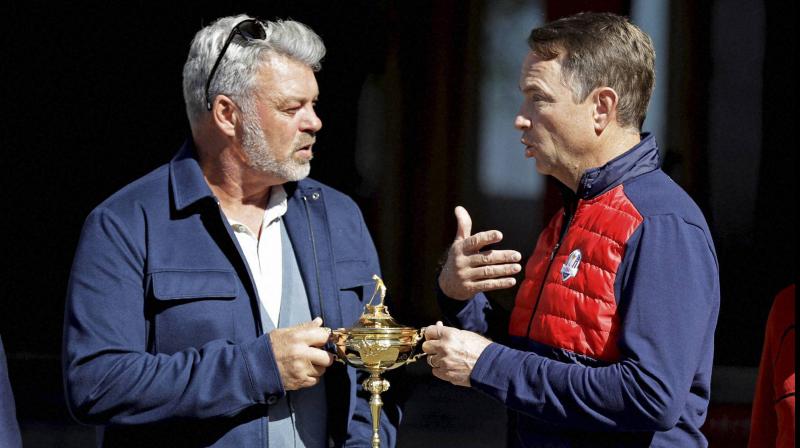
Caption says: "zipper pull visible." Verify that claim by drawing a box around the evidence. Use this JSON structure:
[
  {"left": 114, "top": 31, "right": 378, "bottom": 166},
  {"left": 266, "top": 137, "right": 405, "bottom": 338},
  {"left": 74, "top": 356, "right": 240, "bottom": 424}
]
[{"left": 550, "top": 243, "right": 560, "bottom": 261}]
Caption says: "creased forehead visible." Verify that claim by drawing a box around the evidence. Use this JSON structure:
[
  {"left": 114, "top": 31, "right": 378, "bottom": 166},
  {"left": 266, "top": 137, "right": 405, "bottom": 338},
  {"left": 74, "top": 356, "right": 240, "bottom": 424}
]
[{"left": 519, "top": 51, "right": 567, "bottom": 91}]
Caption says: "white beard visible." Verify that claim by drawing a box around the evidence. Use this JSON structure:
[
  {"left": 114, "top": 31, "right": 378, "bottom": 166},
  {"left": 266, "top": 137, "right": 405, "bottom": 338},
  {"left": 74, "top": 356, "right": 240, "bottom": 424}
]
[{"left": 241, "top": 113, "right": 311, "bottom": 182}]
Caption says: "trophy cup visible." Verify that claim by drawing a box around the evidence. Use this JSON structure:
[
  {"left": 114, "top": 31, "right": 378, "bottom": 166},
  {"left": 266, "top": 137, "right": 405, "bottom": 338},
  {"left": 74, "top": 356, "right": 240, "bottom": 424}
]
[{"left": 330, "top": 275, "right": 425, "bottom": 448}]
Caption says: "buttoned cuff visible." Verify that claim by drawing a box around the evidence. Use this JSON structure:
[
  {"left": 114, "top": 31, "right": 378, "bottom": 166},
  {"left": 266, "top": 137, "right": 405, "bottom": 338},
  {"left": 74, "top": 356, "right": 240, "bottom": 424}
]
[{"left": 241, "top": 334, "right": 285, "bottom": 404}]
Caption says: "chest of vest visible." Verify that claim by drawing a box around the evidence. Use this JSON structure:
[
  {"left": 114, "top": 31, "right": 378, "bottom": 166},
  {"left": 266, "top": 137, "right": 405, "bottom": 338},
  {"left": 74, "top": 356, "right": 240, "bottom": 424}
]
[{"left": 508, "top": 185, "right": 643, "bottom": 362}]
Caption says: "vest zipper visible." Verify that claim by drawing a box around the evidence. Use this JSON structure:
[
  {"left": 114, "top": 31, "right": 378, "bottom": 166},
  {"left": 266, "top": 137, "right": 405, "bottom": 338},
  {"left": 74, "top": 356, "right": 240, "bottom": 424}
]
[
  {"left": 302, "top": 195, "right": 326, "bottom": 322},
  {"left": 524, "top": 206, "right": 577, "bottom": 338}
]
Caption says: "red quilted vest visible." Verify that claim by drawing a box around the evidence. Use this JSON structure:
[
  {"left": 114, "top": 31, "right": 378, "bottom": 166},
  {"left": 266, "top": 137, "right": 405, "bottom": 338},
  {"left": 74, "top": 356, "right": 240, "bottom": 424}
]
[{"left": 509, "top": 184, "right": 643, "bottom": 362}]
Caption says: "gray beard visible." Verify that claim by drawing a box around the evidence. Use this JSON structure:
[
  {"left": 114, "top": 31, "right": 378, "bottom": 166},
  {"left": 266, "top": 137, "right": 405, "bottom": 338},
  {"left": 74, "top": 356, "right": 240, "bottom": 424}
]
[{"left": 241, "top": 114, "right": 311, "bottom": 182}]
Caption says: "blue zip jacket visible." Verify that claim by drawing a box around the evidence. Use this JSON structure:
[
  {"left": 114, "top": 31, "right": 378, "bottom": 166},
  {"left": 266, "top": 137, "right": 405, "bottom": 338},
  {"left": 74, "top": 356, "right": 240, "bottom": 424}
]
[
  {"left": 441, "top": 135, "right": 720, "bottom": 447},
  {"left": 63, "top": 141, "right": 399, "bottom": 447}
]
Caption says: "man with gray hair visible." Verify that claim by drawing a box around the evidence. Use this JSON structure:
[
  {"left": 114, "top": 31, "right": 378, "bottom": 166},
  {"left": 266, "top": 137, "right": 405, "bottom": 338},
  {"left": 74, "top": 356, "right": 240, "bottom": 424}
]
[{"left": 63, "top": 14, "right": 398, "bottom": 447}]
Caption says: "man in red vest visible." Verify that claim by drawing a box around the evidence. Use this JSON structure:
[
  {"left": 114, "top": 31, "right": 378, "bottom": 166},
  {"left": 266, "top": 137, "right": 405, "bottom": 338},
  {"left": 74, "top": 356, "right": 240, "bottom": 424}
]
[
  {"left": 422, "top": 12, "right": 720, "bottom": 447},
  {"left": 748, "top": 284, "right": 795, "bottom": 448}
]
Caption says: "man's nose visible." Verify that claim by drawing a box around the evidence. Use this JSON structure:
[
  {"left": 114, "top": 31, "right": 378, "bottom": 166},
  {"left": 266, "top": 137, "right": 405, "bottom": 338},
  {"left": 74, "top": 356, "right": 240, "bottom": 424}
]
[
  {"left": 515, "top": 114, "right": 531, "bottom": 130},
  {"left": 301, "top": 107, "right": 323, "bottom": 133}
]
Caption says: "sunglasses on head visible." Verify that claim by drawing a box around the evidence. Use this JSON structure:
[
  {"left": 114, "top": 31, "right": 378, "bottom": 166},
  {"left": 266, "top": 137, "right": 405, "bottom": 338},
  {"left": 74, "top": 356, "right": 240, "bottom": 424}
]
[{"left": 205, "top": 19, "right": 267, "bottom": 111}]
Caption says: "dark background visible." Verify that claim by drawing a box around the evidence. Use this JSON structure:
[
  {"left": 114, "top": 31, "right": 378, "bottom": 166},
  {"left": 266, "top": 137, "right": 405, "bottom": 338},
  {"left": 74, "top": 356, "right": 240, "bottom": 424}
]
[{"left": 2, "top": 0, "right": 795, "bottom": 446}]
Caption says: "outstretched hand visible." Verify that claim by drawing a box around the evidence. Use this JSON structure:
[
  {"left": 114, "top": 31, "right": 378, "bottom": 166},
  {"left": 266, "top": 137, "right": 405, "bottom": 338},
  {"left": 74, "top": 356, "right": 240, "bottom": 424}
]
[
  {"left": 438, "top": 206, "right": 522, "bottom": 300},
  {"left": 268, "top": 317, "right": 334, "bottom": 391}
]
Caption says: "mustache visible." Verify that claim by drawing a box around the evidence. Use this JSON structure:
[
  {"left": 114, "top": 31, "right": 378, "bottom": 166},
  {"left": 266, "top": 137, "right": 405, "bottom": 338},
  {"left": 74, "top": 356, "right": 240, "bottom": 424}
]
[{"left": 295, "top": 135, "right": 316, "bottom": 149}]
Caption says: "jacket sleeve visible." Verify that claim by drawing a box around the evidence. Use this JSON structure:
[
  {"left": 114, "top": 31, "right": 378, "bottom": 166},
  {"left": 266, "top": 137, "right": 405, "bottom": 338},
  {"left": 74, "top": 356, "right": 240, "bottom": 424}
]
[
  {"left": 469, "top": 214, "right": 720, "bottom": 431},
  {"left": 436, "top": 283, "right": 492, "bottom": 335},
  {"left": 344, "top": 206, "right": 400, "bottom": 447},
  {"left": 63, "top": 207, "right": 284, "bottom": 425},
  {"left": 0, "top": 336, "right": 22, "bottom": 448}
]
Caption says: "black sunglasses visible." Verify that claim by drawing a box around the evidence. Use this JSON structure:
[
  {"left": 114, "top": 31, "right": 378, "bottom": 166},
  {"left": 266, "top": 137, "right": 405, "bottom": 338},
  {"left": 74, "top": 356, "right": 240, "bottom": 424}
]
[{"left": 204, "top": 19, "right": 267, "bottom": 110}]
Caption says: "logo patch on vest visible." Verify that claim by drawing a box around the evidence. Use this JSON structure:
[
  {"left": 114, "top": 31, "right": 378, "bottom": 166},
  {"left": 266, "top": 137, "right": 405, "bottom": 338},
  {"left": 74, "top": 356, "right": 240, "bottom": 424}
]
[{"left": 561, "top": 249, "right": 582, "bottom": 282}]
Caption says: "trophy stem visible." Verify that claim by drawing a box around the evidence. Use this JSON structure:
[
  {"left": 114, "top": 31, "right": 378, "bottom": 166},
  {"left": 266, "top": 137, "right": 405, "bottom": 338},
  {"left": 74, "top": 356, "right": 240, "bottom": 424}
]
[{"left": 363, "top": 369, "right": 390, "bottom": 448}]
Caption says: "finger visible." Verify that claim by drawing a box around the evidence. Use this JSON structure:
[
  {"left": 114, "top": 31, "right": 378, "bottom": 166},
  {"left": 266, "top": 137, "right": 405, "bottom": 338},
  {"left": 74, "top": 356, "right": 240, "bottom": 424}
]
[
  {"left": 434, "top": 324, "right": 457, "bottom": 341},
  {"left": 464, "top": 263, "right": 522, "bottom": 281},
  {"left": 298, "top": 327, "right": 335, "bottom": 346},
  {"left": 296, "top": 317, "right": 323, "bottom": 328},
  {"left": 310, "top": 363, "right": 327, "bottom": 377},
  {"left": 454, "top": 206, "right": 472, "bottom": 241},
  {"left": 422, "top": 326, "right": 443, "bottom": 341},
  {"left": 468, "top": 250, "right": 522, "bottom": 267},
  {"left": 423, "top": 323, "right": 453, "bottom": 342},
  {"left": 422, "top": 340, "right": 442, "bottom": 353},
  {"left": 462, "top": 230, "right": 504, "bottom": 253},
  {"left": 302, "top": 376, "right": 321, "bottom": 388},
  {"left": 469, "top": 277, "right": 518, "bottom": 293},
  {"left": 306, "top": 347, "right": 335, "bottom": 367}
]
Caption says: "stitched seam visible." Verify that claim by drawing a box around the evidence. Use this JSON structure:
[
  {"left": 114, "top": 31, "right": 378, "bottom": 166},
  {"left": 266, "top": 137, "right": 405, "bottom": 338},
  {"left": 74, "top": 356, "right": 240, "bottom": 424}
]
[
  {"left": 154, "top": 291, "right": 236, "bottom": 299},
  {"left": 240, "top": 344, "right": 261, "bottom": 403},
  {"left": 538, "top": 312, "right": 612, "bottom": 334},
  {"left": 586, "top": 199, "right": 641, "bottom": 222},
  {"left": 149, "top": 268, "right": 234, "bottom": 274},
  {"left": 550, "top": 281, "right": 615, "bottom": 305},
  {"left": 572, "top": 224, "right": 626, "bottom": 247}
]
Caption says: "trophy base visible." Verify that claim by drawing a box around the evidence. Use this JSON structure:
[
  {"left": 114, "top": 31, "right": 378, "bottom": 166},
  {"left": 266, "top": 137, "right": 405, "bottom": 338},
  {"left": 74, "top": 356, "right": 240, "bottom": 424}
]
[{"left": 363, "top": 369, "right": 390, "bottom": 448}]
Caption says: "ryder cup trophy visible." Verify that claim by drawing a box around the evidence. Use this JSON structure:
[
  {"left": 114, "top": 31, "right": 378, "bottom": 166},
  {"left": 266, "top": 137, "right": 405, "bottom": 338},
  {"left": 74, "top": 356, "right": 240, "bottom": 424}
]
[{"left": 330, "top": 275, "right": 425, "bottom": 448}]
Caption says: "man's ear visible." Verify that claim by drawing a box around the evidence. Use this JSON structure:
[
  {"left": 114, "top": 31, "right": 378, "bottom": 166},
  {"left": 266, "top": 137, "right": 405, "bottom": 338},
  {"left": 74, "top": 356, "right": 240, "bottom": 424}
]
[
  {"left": 211, "top": 95, "right": 239, "bottom": 138},
  {"left": 592, "top": 87, "right": 619, "bottom": 135}
]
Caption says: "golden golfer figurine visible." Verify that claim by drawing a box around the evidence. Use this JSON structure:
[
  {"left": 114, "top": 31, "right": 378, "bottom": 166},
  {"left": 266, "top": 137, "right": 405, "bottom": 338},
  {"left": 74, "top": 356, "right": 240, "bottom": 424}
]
[{"left": 330, "top": 275, "right": 425, "bottom": 448}]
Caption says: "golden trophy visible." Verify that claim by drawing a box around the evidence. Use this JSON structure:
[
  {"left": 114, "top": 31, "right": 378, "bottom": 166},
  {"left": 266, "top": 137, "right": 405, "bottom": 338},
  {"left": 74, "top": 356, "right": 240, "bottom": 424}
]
[{"left": 330, "top": 275, "right": 425, "bottom": 448}]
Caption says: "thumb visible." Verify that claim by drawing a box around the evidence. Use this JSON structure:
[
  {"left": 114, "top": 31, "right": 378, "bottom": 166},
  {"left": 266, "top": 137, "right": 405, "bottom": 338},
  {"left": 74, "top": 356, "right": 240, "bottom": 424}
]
[
  {"left": 298, "top": 317, "right": 323, "bottom": 328},
  {"left": 454, "top": 206, "right": 472, "bottom": 241}
]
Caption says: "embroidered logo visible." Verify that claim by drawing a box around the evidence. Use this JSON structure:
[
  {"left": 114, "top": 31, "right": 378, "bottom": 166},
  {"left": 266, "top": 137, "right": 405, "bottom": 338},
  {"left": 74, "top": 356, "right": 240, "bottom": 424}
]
[{"left": 560, "top": 249, "right": 582, "bottom": 282}]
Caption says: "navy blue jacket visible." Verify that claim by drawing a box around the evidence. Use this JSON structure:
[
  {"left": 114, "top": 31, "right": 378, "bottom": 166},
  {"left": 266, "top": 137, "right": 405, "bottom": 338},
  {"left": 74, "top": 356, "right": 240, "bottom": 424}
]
[
  {"left": 442, "top": 135, "right": 720, "bottom": 447},
  {"left": 63, "top": 141, "right": 399, "bottom": 447},
  {"left": 0, "top": 336, "right": 22, "bottom": 448}
]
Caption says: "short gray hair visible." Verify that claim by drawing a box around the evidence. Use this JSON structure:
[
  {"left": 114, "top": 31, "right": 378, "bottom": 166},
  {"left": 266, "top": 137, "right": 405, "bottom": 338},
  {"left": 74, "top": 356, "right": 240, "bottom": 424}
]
[{"left": 182, "top": 14, "right": 326, "bottom": 126}]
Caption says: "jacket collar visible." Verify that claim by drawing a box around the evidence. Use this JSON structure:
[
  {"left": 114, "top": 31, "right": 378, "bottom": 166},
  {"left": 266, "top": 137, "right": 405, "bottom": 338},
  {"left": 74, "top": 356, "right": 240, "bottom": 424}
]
[
  {"left": 284, "top": 179, "right": 321, "bottom": 199},
  {"left": 169, "top": 140, "right": 216, "bottom": 211},
  {"left": 168, "top": 140, "right": 314, "bottom": 210},
  {"left": 576, "top": 133, "right": 660, "bottom": 199}
]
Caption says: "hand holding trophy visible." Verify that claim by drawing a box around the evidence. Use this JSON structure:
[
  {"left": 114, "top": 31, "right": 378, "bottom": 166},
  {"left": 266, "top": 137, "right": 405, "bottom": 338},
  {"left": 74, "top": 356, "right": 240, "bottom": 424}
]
[{"left": 330, "top": 275, "right": 426, "bottom": 448}]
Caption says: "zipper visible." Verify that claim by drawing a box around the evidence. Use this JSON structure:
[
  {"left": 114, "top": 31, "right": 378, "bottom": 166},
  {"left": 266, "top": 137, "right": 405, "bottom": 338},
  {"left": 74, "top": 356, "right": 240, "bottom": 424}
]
[
  {"left": 523, "top": 205, "right": 577, "bottom": 338},
  {"left": 302, "top": 195, "right": 326, "bottom": 322}
]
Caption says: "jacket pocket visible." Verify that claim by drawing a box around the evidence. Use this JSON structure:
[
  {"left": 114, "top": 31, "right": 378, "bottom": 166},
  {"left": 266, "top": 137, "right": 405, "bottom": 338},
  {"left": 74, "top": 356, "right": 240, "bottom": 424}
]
[
  {"left": 148, "top": 269, "right": 239, "bottom": 354},
  {"left": 335, "top": 261, "right": 376, "bottom": 326},
  {"left": 151, "top": 269, "right": 238, "bottom": 300}
]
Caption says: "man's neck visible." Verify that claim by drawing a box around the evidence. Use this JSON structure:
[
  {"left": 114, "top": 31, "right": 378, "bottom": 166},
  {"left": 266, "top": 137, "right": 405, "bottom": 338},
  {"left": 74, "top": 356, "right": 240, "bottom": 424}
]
[
  {"left": 591, "top": 127, "right": 641, "bottom": 169},
  {"left": 198, "top": 142, "right": 283, "bottom": 235},
  {"left": 567, "top": 127, "right": 642, "bottom": 191}
]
